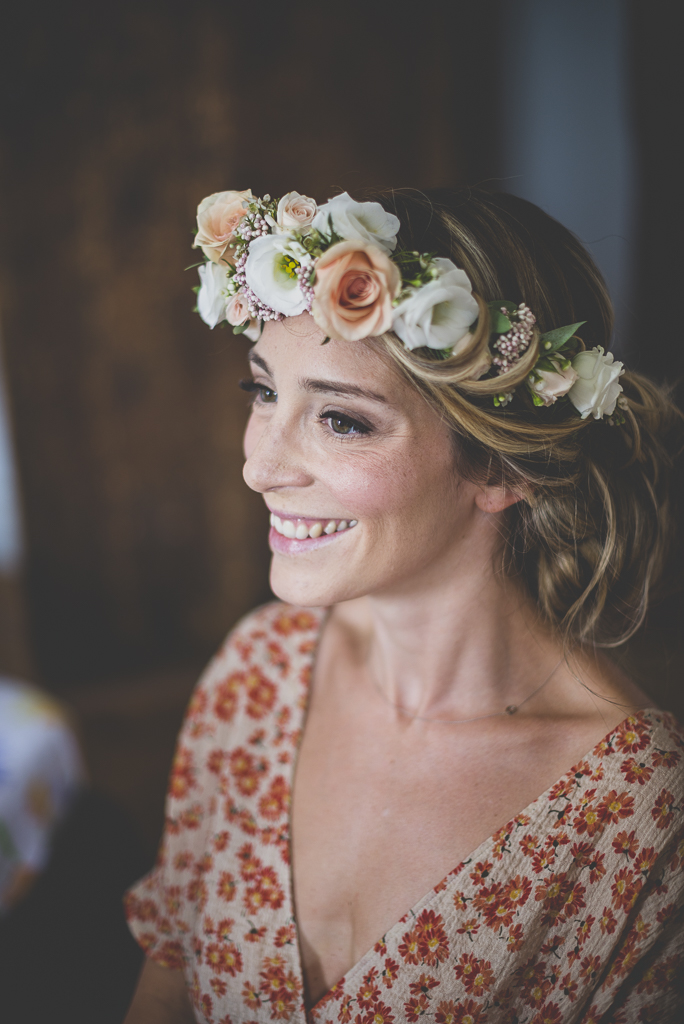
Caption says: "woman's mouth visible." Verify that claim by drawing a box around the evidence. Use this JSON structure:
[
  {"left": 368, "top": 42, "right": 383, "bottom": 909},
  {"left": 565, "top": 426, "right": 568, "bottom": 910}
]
[
  {"left": 270, "top": 512, "right": 358, "bottom": 540},
  {"left": 267, "top": 511, "right": 358, "bottom": 553}
]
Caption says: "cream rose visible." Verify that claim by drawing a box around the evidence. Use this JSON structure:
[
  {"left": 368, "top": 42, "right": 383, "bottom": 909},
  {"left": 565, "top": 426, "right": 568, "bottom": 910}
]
[
  {"left": 391, "top": 258, "right": 479, "bottom": 352},
  {"left": 194, "top": 189, "right": 252, "bottom": 264},
  {"left": 311, "top": 241, "right": 401, "bottom": 342},
  {"left": 567, "top": 346, "right": 624, "bottom": 419},
  {"left": 530, "top": 360, "right": 579, "bottom": 407},
  {"left": 276, "top": 191, "right": 317, "bottom": 230},
  {"left": 312, "top": 193, "right": 400, "bottom": 254},
  {"left": 196, "top": 262, "right": 229, "bottom": 328}
]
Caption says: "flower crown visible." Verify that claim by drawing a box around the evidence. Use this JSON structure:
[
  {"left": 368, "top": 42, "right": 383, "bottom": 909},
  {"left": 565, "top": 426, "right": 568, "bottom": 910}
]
[{"left": 192, "top": 189, "right": 626, "bottom": 422}]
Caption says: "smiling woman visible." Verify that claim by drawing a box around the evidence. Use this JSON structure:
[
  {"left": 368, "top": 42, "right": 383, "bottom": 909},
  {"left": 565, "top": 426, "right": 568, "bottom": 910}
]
[{"left": 123, "top": 188, "right": 684, "bottom": 1024}]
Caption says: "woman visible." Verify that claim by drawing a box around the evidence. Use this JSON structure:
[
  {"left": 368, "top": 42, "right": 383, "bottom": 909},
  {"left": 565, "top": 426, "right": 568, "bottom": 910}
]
[{"left": 124, "top": 188, "right": 684, "bottom": 1023}]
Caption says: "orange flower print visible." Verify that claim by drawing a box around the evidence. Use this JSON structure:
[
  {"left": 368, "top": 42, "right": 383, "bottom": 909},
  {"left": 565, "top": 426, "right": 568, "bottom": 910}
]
[
  {"left": 579, "top": 954, "right": 602, "bottom": 982},
  {"left": 456, "top": 918, "right": 480, "bottom": 939},
  {"left": 217, "top": 871, "right": 236, "bottom": 902},
  {"left": 519, "top": 833, "right": 539, "bottom": 856},
  {"left": 532, "top": 1001, "right": 562, "bottom": 1024},
  {"left": 242, "top": 980, "right": 262, "bottom": 1010},
  {"left": 651, "top": 788, "right": 676, "bottom": 829},
  {"left": 364, "top": 1002, "right": 395, "bottom": 1023},
  {"left": 213, "top": 831, "right": 230, "bottom": 852},
  {"left": 157, "top": 939, "right": 185, "bottom": 970},
  {"left": 652, "top": 747, "right": 680, "bottom": 768},
  {"left": 199, "top": 993, "right": 212, "bottom": 1018},
  {"left": 207, "top": 749, "right": 226, "bottom": 775},
  {"left": 453, "top": 953, "right": 494, "bottom": 996},
  {"left": 214, "top": 673, "right": 243, "bottom": 722},
  {"left": 635, "top": 845, "right": 658, "bottom": 874},
  {"left": 215, "top": 918, "right": 233, "bottom": 941},
  {"left": 258, "top": 775, "right": 290, "bottom": 820},
  {"left": 598, "top": 905, "right": 618, "bottom": 934},
  {"left": 274, "top": 924, "right": 295, "bottom": 947},
  {"left": 597, "top": 790, "right": 635, "bottom": 825},
  {"left": 469, "top": 860, "right": 493, "bottom": 886},
  {"left": 237, "top": 843, "right": 261, "bottom": 881},
  {"left": 614, "top": 715, "right": 650, "bottom": 754},
  {"left": 409, "top": 973, "right": 440, "bottom": 996},
  {"left": 229, "top": 747, "right": 269, "bottom": 796},
  {"left": 210, "top": 977, "right": 227, "bottom": 998},
  {"left": 531, "top": 849, "right": 555, "bottom": 874},
  {"left": 415, "top": 910, "right": 450, "bottom": 965},
  {"left": 611, "top": 867, "right": 642, "bottom": 913},
  {"left": 449, "top": 998, "right": 487, "bottom": 1023},
  {"left": 572, "top": 801, "right": 602, "bottom": 837},
  {"left": 612, "top": 830, "right": 638, "bottom": 859},
  {"left": 404, "top": 994, "right": 430, "bottom": 1021},
  {"left": 398, "top": 929, "right": 421, "bottom": 965},
  {"left": 245, "top": 667, "right": 277, "bottom": 719},
  {"left": 507, "top": 924, "right": 525, "bottom": 952},
  {"left": 186, "top": 877, "right": 208, "bottom": 911},
  {"left": 169, "top": 746, "right": 196, "bottom": 800},
  {"left": 266, "top": 640, "right": 290, "bottom": 673},
  {"left": 382, "top": 957, "right": 399, "bottom": 988},
  {"left": 356, "top": 977, "right": 381, "bottom": 1009},
  {"left": 173, "top": 851, "right": 193, "bottom": 871},
  {"left": 272, "top": 609, "right": 317, "bottom": 635},
  {"left": 619, "top": 758, "right": 653, "bottom": 785},
  {"left": 503, "top": 874, "right": 532, "bottom": 909},
  {"left": 435, "top": 1002, "right": 458, "bottom": 1024},
  {"left": 205, "top": 940, "right": 243, "bottom": 977},
  {"left": 244, "top": 925, "right": 267, "bottom": 943},
  {"left": 180, "top": 803, "right": 203, "bottom": 830}
]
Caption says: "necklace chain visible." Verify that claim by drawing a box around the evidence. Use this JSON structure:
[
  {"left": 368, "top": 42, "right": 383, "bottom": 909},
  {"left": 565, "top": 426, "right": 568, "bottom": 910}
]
[{"left": 371, "top": 659, "right": 563, "bottom": 725}]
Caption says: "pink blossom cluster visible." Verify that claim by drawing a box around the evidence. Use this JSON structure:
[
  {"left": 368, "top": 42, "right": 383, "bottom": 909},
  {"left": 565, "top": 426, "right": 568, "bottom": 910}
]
[{"left": 492, "top": 304, "right": 536, "bottom": 375}]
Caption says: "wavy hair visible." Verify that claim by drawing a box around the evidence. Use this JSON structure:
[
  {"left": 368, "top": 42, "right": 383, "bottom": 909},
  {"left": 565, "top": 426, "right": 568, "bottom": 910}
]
[{"left": 365, "top": 187, "right": 683, "bottom": 648}]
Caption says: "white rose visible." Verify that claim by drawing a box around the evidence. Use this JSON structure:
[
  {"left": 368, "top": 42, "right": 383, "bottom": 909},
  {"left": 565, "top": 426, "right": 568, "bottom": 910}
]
[
  {"left": 197, "top": 262, "right": 229, "bottom": 328},
  {"left": 391, "top": 258, "right": 479, "bottom": 351},
  {"left": 276, "top": 191, "right": 317, "bottom": 230},
  {"left": 312, "top": 192, "right": 400, "bottom": 254},
  {"left": 244, "top": 234, "right": 307, "bottom": 316},
  {"left": 530, "top": 361, "right": 578, "bottom": 406},
  {"left": 567, "top": 346, "right": 624, "bottom": 419}
]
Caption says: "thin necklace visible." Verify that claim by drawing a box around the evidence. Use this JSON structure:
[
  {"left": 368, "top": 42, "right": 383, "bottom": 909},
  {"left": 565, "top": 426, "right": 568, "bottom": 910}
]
[{"left": 370, "top": 659, "right": 564, "bottom": 725}]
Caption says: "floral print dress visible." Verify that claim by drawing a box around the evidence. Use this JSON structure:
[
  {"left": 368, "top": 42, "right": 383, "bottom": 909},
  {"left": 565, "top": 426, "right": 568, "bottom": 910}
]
[{"left": 125, "top": 603, "right": 684, "bottom": 1024}]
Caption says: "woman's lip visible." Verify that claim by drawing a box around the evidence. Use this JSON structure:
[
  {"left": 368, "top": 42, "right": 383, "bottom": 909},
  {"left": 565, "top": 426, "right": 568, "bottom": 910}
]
[{"left": 269, "top": 525, "right": 354, "bottom": 555}]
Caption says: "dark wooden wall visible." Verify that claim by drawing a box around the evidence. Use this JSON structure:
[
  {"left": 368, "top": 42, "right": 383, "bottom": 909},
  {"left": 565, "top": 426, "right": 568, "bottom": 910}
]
[{"left": 0, "top": 0, "right": 502, "bottom": 688}]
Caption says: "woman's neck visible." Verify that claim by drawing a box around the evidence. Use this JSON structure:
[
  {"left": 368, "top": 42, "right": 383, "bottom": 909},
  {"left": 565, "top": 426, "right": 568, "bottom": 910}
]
[{"left": 332, "top": 545, "right": 564, "bottom": 723}]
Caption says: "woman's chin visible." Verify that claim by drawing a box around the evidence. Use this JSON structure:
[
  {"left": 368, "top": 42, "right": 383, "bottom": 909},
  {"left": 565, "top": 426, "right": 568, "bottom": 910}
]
[{"left": 269, "top": 558, "right": 363, "bottom": 609}]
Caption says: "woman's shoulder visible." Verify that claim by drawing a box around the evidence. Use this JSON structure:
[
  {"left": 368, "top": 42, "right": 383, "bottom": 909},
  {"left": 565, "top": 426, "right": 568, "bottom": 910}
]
[{"left": 179, "top": 602, "right": 325, "bottom": 736}]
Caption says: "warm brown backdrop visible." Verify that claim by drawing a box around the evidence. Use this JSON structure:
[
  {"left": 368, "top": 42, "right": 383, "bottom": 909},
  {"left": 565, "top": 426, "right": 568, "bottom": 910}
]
[{"left": 0, "top": 1, "right": 682, "bottom": 854}]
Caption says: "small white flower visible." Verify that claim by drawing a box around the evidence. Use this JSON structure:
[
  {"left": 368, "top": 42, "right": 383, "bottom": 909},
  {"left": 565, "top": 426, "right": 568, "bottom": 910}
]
[
  {"left": 531, "top": 360, "right": 578, "bottom": 406},
  {"left": 391, "top": 258, "right": 479, "bottom": 351},
  {"left": 276, "top": 191, "right": 317, "bottom": 230},
  {"left": 197, "top": 262, "right": 230, "bottom": 328},
  {"left": 313, "top": 192, "right": 400, "bottom": 254},
  {"left": 244, "top": 234, "right": 307, "bottom": 316},
  {"left": 567, "top": 346, "right": 625, "bottom": 419}
]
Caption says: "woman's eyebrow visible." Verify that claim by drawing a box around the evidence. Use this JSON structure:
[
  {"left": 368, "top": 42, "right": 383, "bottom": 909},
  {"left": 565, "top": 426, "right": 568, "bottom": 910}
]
[
  {"left": 300, "top": 378, "right": 387, "bottom": 403},
  {"left": 248, "top": 351, "right": 272, "bottom": 375}
]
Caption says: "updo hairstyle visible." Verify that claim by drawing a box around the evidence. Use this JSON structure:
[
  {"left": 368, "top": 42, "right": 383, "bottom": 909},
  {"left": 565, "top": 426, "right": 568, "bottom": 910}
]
[{"left": 366, "top": 187, "right": 683, "bottom": 649}]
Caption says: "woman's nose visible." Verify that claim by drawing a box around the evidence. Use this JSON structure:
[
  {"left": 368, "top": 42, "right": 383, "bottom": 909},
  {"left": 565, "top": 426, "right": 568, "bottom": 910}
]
[{"left": 243, "top": 413, "right": 313, "bottom": 495}]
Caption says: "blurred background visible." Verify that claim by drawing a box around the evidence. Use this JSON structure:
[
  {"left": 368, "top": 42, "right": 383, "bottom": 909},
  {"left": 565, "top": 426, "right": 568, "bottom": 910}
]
[{"left": 0, "top": 1, "right": 681, "bottom": 1020}]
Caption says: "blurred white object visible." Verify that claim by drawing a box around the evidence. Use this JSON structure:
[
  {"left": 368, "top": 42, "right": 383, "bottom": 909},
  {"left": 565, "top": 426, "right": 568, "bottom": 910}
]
[{"left": 0, "top": 677, "right": 85, "bottom": 910}]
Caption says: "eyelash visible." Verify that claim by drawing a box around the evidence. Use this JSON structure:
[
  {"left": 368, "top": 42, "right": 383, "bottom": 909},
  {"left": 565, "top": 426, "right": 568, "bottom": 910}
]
[{"left": 238, "top": 379, "right": 371, "bottom": 437}]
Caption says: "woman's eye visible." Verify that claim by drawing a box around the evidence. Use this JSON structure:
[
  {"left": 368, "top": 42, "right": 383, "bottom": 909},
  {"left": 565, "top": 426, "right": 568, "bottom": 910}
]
[
  {"left": 239, "top": 379, "right": 277, "bottom": 404},
  {"left": 324, "top": 413, "right": 369, "bottom": 436}
]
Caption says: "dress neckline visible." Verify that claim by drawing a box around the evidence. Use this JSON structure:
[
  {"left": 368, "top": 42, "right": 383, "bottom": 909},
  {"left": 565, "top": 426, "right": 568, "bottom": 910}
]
[{"left": 279, "top": 607, "right": 659, "bottom": 1017}]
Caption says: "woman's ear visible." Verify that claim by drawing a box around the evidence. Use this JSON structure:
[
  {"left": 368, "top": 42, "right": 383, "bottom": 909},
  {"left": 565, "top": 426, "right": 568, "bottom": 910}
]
[{"left": 475, "top": 485, "right": 523, "bottom": 514}]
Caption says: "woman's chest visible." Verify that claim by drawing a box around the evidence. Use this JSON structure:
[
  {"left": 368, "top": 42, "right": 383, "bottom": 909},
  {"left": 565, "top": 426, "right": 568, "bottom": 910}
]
[{"left": 290, "top": 710, "right": 590, "bottom": 1005}]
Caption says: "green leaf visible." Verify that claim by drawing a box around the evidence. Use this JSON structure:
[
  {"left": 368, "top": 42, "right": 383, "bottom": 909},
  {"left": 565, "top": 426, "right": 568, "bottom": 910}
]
[
  {"left": 184, "top": 261, "right": 206, "bottom": 272},
  {"left": 487, "top": 300, "right": 518, "bottom": 333},
  {"left": 232, "top": 322, "right": 250, "bottom": 335},
  {"left": 540, "top": 321, "right": 586, "bottom": 352},
  {"left": 320, "top": 336, "right": 331, "bottom": 345}
]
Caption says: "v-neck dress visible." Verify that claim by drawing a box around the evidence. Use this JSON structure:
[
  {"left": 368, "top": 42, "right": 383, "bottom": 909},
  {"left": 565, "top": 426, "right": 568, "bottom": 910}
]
[{"left": 125, "top": 603, "right": 684, "bottom": 1024}]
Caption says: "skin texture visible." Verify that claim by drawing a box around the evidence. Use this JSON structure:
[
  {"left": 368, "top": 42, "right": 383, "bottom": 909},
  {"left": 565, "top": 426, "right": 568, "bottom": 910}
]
[{"left": 124, "top": 312, "right": 648, "bottom": 1018}]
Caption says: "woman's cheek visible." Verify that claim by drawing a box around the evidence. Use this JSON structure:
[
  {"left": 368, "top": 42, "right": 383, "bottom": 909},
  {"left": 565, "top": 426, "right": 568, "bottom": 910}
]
[
  {"left": 321, "top": 454, "right": 408, "bottom": 520},
  {"left": 243, "top": 408, "right": 262, "bottom": 460}
]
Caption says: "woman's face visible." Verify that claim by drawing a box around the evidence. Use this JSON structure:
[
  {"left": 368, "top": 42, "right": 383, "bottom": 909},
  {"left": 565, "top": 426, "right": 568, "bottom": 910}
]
[{"left": 243, "top": 313, "right": 486, "bottom": 607}]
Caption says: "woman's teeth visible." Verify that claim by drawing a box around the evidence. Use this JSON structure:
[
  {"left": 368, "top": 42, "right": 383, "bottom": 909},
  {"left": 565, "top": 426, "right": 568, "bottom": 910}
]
[{"left": 270, "top": 514, "right": 358, "bottom": 540}]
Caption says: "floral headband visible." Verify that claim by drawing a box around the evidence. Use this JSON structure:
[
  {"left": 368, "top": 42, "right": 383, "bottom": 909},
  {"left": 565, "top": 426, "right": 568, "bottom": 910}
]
[{"left": 192, "top": 189, "right": 625, "bottom": 422}]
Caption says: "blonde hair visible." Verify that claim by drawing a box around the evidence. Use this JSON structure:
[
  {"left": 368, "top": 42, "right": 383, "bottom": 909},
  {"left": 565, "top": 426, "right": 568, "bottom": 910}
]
[{"left": 367, "top": 187, "right": 684, "bottom": 648}]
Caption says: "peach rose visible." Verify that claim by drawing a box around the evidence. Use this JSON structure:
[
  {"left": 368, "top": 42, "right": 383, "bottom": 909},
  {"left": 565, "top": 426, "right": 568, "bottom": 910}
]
[
  {"left": 194, "top": 189, "right": 252, "bottom": 265},
  {"left": 226, "top": 292, "right": 260, "bottom": 342},
  {"left": 311, "top": 240, "right": 401, "bottom": 342}
]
